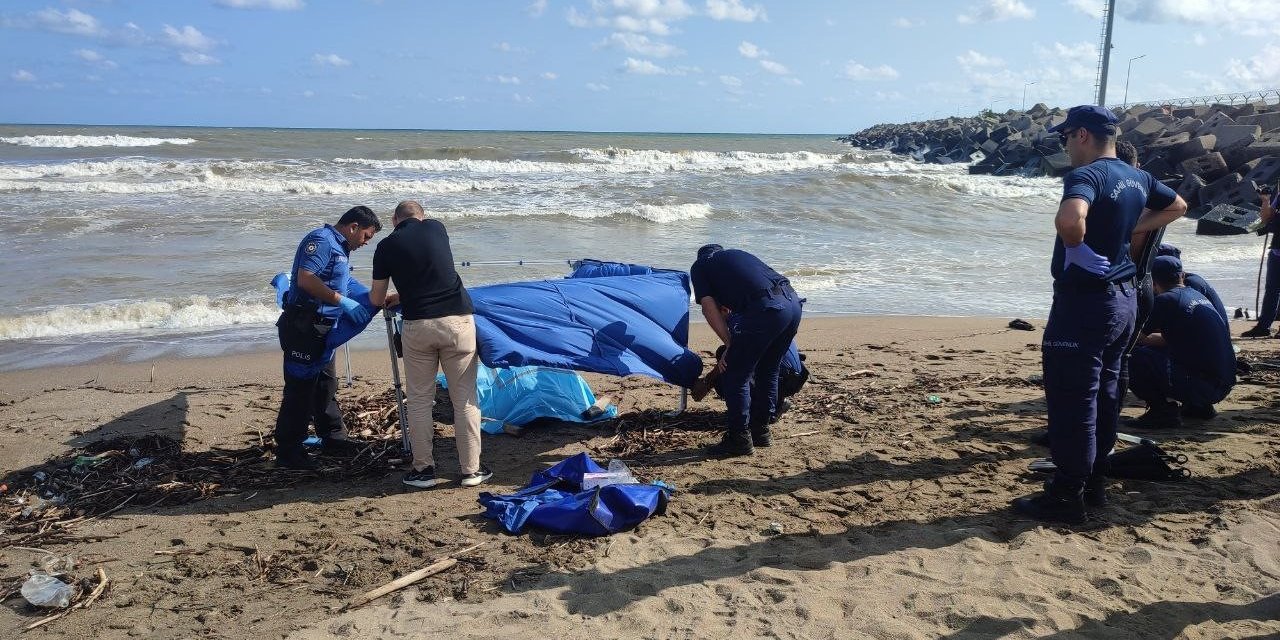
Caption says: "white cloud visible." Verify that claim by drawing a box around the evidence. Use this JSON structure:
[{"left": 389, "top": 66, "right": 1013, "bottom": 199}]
[
  {"left": 738, "top": 40, "right": 766, "bottom": 59},
  {"left": 73, "top": 48, "right": 118, "bottom": 69},
  {"left": 313, "top": 53, "right": 351, "bottom": 67},
  {"left": 12, "top": 69, "right": 36, "bottom": 82},
  {"left": 1114, "top": 1, "right": 1280, "bottom": 37},
  {"left": 1033, "top": 41, "right": 1096, "bottom": 63},
  {"left": 1064, "top": 0, "right": 1103, "bottom": 18},
  {"left": 706, "top": 0, "right": 767, "bottom": 22},
  {"left": 600, "top": 32, "right": 683, "bottom": 57},
  {"left": 842, "top": 60, "right": 899, "bottom": 80},
  {"left": 513, "top": 92, "right": 533, "bottom": 103},
  {"left": 493, "top": 42, "right": 529, "bottom": 53},
  {"left": 302, "top": 89, "right": 315, "bottom": 98},
  {"left": 541, "top": 71, "right": 558, "bottom": 80},
  {"left": 179, "top": 51, "right": 220, "bottom": 65},
  {"left": 494, "top": 74, "right": 522, "bottom": 84},
  {"left": 527, "top": 0, "right": 548, "bottom": 16},
  {"left": 1226, "top": 45, "right": 1280, "bottom": 85},
  {"left": 824, "top": 18, "right": 836, "bottom": 27},
  {"left": 27, "top": 8, "right": 103, "bottom": 36},
  {"left": 874, "top": 90, "right": 905, "bottom": 101},
  {"left": 586, "top": 82, "right": 611, "bottom": 91},
  {"left": 162, "top": 25, "right": 216, "bottom": 51},
  {"left": 759, "top": 59, "right": 790, "bottom": 75},
  {"left": 1192, "top": 32, "right": 1207, "bottom": 46},
  {"left": 892, "top": 17, "right": 922, "bottom": 28},
  {"left": 782, "top": 76, "right": 803, "bottom": 86},
  {"left": 719, "top": 74, "right": 742, "bottom": 86},
  {"left": 957, "top": 0, "right": 1034, "bottom": 24},
  {"left": 622, "top": 57, "right": 670, "bottom": 74},
  {"left": 567, "top": 0, "right": 693, "bottom": 35},
  {"left": 215, "top": 0, "right": 305, "bottom": 9},
  {"left": 956, "top": 50, "right": 1004, "bottom": 69}
]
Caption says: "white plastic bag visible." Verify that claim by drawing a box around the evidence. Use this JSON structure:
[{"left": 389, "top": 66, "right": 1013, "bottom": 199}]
[
  {"left": 21, "top": 573, "right": 73, "bottom": 608},
  {"left": 581, "top": 459, "right": 636, "bottom": 490}
]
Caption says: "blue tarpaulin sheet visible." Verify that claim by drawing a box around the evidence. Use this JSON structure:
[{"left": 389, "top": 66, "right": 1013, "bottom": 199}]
[
  {"left": 438, "top": 363, "right": 618, "bottom": 434},
  {"left": 468, "top": 270, "right": 702, "bottom": 388}
]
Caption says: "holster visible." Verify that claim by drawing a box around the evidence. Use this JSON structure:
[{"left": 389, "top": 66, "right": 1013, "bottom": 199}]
[{"left": 276, "top": 301, "right": 330, "bottom": 365}]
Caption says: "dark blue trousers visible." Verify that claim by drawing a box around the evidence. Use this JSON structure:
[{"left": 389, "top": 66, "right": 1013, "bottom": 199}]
[
  {"left": 274, "top": 359, "right": 344, "bottom": 460},
  {"left": 719, "top": 288, "right": 803, "bottom": 432},
  {"left": 1129, "top": 346, "right": 1229, "bottom": 408},
  {"left": 1258, "top": 250, "right": 1280, "bottom": 329},
  {"left": 1042, "top": 285, "right": 1136, "bottom": 489}
]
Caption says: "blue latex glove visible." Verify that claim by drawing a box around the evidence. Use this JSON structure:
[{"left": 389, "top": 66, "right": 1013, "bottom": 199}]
[
  {"left": 337, "top": 296, "right": 370, "bottom": 324},
  {"left": 1064, "top": 243, "right": 1110, "bottom": 276}
]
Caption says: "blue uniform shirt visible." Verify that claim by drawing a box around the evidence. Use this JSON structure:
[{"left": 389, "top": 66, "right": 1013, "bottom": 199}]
[
  {"left": 286, "top": 224, "right": 351, "bottom": 320},
  {"left": 1147, "top": 286, "right": 1235, "bottom": 388},
  {"left": 690, "top": 249, "right": 786, "bottom": 312},
  {"left": 1183, "top": 272, "right": 1228, "bottom": 324},
  {"left": 1053, "top": 157, "right": 1178, "bottom": 285}
]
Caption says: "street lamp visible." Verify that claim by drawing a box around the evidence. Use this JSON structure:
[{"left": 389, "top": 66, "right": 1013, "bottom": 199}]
[
  {"left": 1022, "top": 81, "right": 1038, "bottom": 111},
  {"left": 1123, "top": 54, "right": 1146, "bottom": 108}
]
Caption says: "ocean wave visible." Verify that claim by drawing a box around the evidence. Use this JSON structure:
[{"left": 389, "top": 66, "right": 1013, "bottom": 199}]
[
  {"left": 0, "top": 296, "right": 278, "bottom": 340},
  {"left": 394, "top": 145, "right": 516, "bottom": 161},
  {"left": 429, "top": 202, "right": 712, "bottom": 223},
  {"left": 0, "top": 134, "right": 197, "bottom": 148},
  {"left": 0, "top": 175, "right": 512, "bottom": 195},
  {"left": 335, "top": 148, "right": 856, "bottom": 175}
]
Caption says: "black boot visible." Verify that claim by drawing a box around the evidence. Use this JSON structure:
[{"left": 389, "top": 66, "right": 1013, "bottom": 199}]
[
  {"left": 750, "top": 424, "right": 772, "bottom": 448},
  {"left": 1125, "top": 400, "right": 1182, "bottom": 429},
  {"left": 1012, "top": 479, "right": 1086, "bottom": 524},
  {"left": 1083, "top": 474, "right": 1108, "bottom": 508},
  {"left": 707, "top": 429, "right": 754, "bottom": 457}
]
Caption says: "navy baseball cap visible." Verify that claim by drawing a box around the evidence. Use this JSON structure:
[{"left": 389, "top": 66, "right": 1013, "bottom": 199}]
[
  {"left": 1152, "top": 255, "right": 1183, "bottom": 280},
  {"left": 1156, "top": 243, "right": 1181, "bottom": 258},
  {"left": 1047, "top": 105, "right": 1120, "bottom": 134}
]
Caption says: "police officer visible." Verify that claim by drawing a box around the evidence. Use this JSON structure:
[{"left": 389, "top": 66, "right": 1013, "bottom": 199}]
[
  {"left": 690, "top": 244, "right": 802, "bottom": 457},
  {"left": 1127, "top": 256, "right": 1236, "bottom": 427},
  {"left": 1155, "top": 244, "right": 1228, "bottom": 324},
  {"left": 1014, "top": 105, "right": 1186, "bottom": 523},
  {"left": 1240, "top": 185, "right": 1280, "bottom": 337},
  {"left": 274, "top": 206, "right": 382, "bottom": 470}
]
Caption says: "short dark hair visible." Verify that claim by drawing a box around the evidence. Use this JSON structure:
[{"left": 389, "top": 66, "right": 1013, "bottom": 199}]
[
  {"left": 1152, "top": 269, "right": 1182, "bottom": 290},
  {"left": 1116, "top": 141, "right": 1138, "bottom": 167},
  {"left": 1086, "top": 125, "right": 1117, "bottom": 149},
  {"left": 338, "top": 205, "right": 382, "bottom": 231},
  {"left": 697, "top": 243, "right": 723, "bottom": 261}
]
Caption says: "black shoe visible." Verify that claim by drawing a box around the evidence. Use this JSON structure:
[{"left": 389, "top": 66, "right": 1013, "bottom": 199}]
[
  {"left": 750, "top": 426, "right": 773, "bottom": 448},
  {"left": 1083, "top": 477, "right": 1108, "bottom": 508},
  {"left": 1126, "top": 401, "right": 1182, "bottom": 429},
  {"left": 275, "top": 454, "right": 319, "bottom": 471},
  {"left": 771, "top": 399, "right": 792, "bottom": 423},
  {"left": 1241, "top": 325, "right": 1271, "bottom": 338},
  {"left": 1012, "top": 480, "right": 1085, "bottom": 524},
  {"left": 319, "top": 437, "right": 362, "bottom": 457},
  {"left": 459, "top": 464, "right": 493, "bottom": 487},
  {"left": 1030, "top": 429, "right": 1051, "bottom": 447},
  {"left": 1181, "top": 404, "right": 1217, "bottom": 420},
  {"left": 707, "top": 431, "right": 754, "bottom": 458},
  {"left": 402, "top": 466, "right": 448, "bottom": 489}
]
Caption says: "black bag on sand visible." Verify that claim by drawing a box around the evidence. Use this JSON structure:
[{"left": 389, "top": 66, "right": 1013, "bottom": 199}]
[{"left": 1107, "top": 441, "right": 1191, "bottom": 481}]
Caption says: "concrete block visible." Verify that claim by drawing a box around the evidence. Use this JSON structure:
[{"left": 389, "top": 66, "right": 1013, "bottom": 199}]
[
  {"left": 1213, "top": 124, "right": 1262, "bottom": 151},
  {"left": 1172, "top": 107, "right": 1200, "bottom": 119},
  {"left": 1196, "top": 204, "right": 1260, "bottom": 235},
  {"left": 1243, "top": 156, "right": 1280, "bottom": 192},
  {"left": 1198, "top": 172, "right": 1243, "bottom": 206},
  {"left": 1122, "top": 117, "right": 1167, "bottom": 144},
  {"left": 1045, "top": 114, "right": 1067, "bottom": 131},
  {"left": 1178, "top": 173, "right": 1207, "bottom": 205},
  {"left": 1148, "top": 131, "right": 1192, "bottom": 151},
  {"left": 1169, "top": 118, "right": 1204, "bottom": 135},
  {"left": 1180, "top": 152, "right": 1229, "bottom": 181},
  {"left": 1173, "top": 134, "right": 1216, "bottom": 164},
  {"left": 1117, "top": 116, "right": 1142, "bottom": 133},
  {"left": 1239, "top": 112, "right": 1280, "bottom": 133},
  {"left": 990, "top": 126, "right": 1015, "bottom": 143},
  {"left": 1039, "top": 151, "right": 1071, "bottom": 177},
  {"left": 1009, "top": 115, "right": 1033, "bottom": 132},
  {"left": 980, "top": 138, "right": 999, "bottom": 154},
  {"left": 1141, "top": 156, "right": 1176, "bottom": 180},
  {"left": 1195, "top": 111, "right": 1236, "bottom": 137}
]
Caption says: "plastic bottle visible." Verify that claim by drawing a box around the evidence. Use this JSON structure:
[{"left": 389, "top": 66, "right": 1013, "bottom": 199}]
[
  {"left": 21, "top": 574, "right": 73, "bottom": 608},
  {"left": 581, "top": 459, "right": 637, "bottom": 490}
]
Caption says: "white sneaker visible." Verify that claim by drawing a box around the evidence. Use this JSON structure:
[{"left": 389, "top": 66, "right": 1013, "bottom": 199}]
[{"left": 459, "top": 464, "right": 493, "bottom": 487}]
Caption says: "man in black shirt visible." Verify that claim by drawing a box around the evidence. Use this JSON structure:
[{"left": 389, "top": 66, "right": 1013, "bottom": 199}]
[{"left": 370, "top": 201, "right": 491, "bottom": 489}]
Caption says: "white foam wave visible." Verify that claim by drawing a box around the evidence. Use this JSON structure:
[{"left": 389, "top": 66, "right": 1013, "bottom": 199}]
[
  {"left": 0, "top": 296, "right": 278, "bottom": 340},
  {"left": 0, "top": 135, "right": 197, "bottom": 148},
  {"left": 0, "top": 175, "right": 511, "bottom": 195},
  {"left": 335, "top": 148, "right": 857, "bottom": 175},
  {"left": 431, "top": 202, "right": 712, "bottom": 223}
]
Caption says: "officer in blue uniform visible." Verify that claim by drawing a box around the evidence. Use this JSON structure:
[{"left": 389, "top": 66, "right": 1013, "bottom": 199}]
[
  {"left": 1155, "top": 244, "right": 1228, "bottom": 324},
  {"left": 1240, "top": 186, "right": 1280, "bottom": 337},
  {"left": 274, "top": 206, "right": 383, "bottom": 470},
  {"left": 1014, "top": 106, "right": 1186, "bottom": 523},
  {"left": 690, "top": 244, "right": 802, "bottom": 457},
  {"left": 1127, "top": 256, "right": 1236, "bottom": 427}
]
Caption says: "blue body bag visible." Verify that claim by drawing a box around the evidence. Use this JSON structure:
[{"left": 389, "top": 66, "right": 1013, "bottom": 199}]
[{"left": 478, "top": 453, "right": 671, "bottom": 536}]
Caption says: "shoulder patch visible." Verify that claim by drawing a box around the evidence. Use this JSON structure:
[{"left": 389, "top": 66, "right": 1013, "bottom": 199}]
[{"left": 305, "top": 242, "right": 317, "bottom": 255}]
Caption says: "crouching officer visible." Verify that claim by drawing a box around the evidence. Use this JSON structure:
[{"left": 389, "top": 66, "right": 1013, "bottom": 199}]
[
  {"left": 691, "top": 244, "right": 802, "bottom": 457},
  {"left": 274, "top": 206, "right": 382, "bottom": 470},
  {"left": 1014, "top": 105, "right": 1186, "bottom": 523},
  {"left": 1127, "top": 256, "right": 1235, "bottom": 427}
]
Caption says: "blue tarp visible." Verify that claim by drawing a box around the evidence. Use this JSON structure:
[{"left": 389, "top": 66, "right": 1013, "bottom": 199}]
[
  {"left": 478, "top": 453, "right": 671, "bottom": 535},
  {"left": 272, "top": 273, "right": 379, "bottom": 379},
  {"left": 438, "top": 363, "right": 618, "bottom": 434},
  {"left": 469, "top": 270, "right": 702, "bottom": 388},
  {"left": 567, "top": 259, "right": 654, "bottom": 278}
]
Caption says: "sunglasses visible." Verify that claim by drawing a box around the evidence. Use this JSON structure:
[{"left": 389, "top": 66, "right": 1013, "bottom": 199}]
[{"left": 1057, "top": 128, "right": 1078, "bottom": 144}]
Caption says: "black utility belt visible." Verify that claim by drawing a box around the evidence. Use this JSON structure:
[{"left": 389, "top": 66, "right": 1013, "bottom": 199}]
[{"left": 1053, "top": 278, "right": 1135, "bottom": 295}]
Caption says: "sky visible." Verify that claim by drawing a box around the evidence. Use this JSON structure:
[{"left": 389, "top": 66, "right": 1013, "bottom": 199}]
[{"left": 2, "top": 0, "right": 1278, "bottom": 133}]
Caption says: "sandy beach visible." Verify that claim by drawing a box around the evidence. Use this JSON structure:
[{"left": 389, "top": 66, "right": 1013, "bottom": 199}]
[{"left": 1, "top": 315, "right": 1277, "bottom": 639}]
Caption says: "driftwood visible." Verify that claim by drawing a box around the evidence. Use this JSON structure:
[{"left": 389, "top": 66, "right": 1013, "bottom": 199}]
[{"left": 344, "top": 542, "right": 484, "bottom": 610}]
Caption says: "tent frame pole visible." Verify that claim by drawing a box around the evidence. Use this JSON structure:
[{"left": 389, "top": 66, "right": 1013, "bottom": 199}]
[
  {"left": 663, "top": 388, "right": 688, "bottom": 417},
  {"left": 383, "top": 310, "right": 411, "bottom": 454}
]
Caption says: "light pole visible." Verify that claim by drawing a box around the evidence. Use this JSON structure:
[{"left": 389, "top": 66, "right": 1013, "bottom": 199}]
[
  {"left": 1123, "top": 54, "right": 1146, "bottom": 108},
  {"left": 1022, "top": 81, "right": 1038, "bottom": 111}
]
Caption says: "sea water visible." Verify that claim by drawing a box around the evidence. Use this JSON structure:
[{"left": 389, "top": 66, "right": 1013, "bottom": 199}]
[{"left": 0, "top": 124, "right": 1266, "bottom": 370}]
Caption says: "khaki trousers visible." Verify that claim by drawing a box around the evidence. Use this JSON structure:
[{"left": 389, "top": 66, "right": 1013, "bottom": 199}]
[{"left": 401, "top": 314, "right": 482, "bottom": 474}]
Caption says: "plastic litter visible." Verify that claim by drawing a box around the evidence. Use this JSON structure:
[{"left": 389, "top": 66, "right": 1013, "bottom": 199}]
[
  {"left": 581, "top": 459, "right": 636, "bottom": 490},
  {"left": 925, "top": 395, "right": 943, "bottom": 405},
  {"left": 132, "top": 457, "right": 155, "bottom": 470},
  {"left": 21, "top": 574, "right": 73, "bottom": 608},
  {"left": 33, "top": 471, "right": 47, "bottom": 482},
  {"left": 767, "top": 522, "right": 784, "bottom": 535}
]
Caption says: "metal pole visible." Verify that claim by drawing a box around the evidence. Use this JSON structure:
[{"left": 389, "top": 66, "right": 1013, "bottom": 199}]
[
  {"left": 1096, "top": 0, "right": 1117, "bottom": 105},
  {"left": 383, "top": 310, "right": 410, "bottom": 454},
  {"left": 1022, "top": 81, "right": 1037, "bottom": 111},
  {"left": 1123, "top": 54, "right": 1145, "bottom": 109},
  {"left": 344, "top": 344, "right": 352, "bottom": 387}
]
